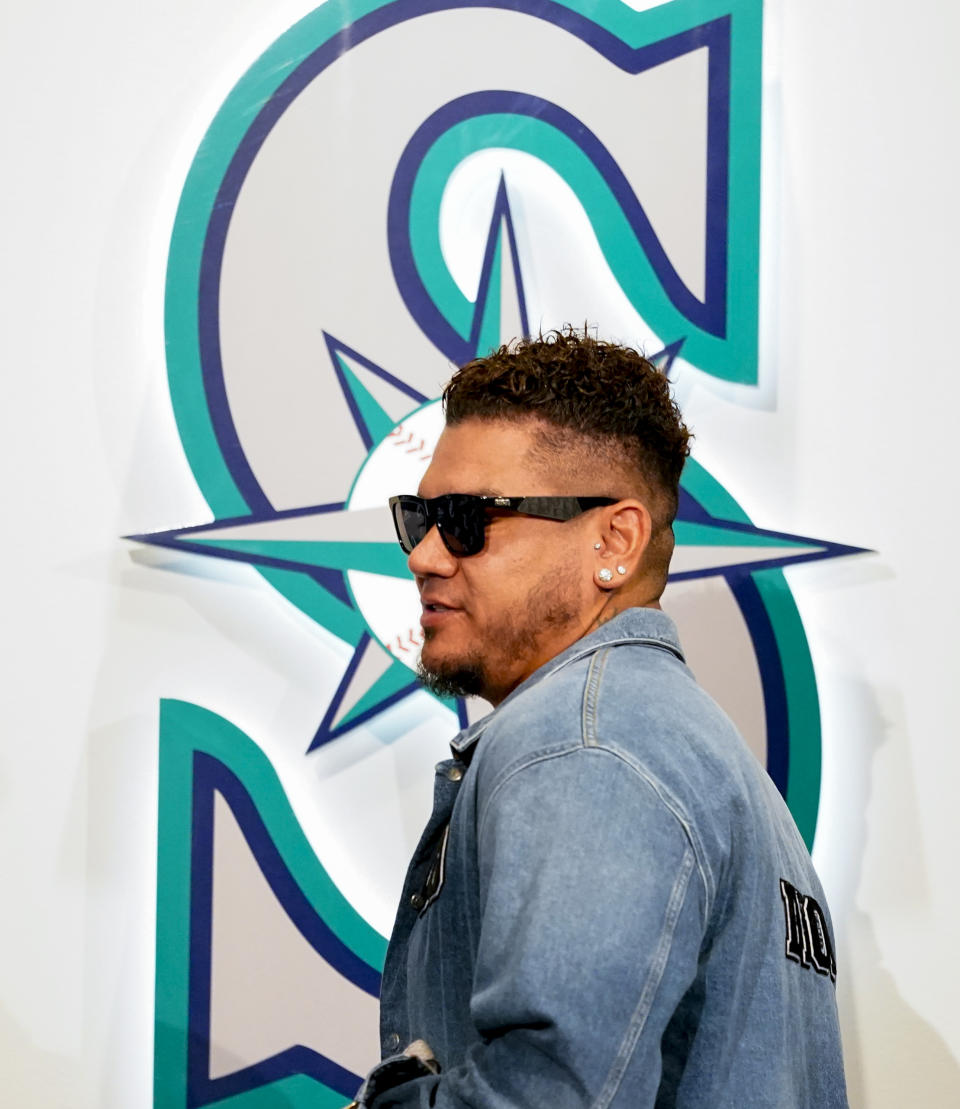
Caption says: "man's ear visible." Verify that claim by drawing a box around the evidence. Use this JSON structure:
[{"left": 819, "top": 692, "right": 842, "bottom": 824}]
[{"left": 594, "top": 499, "right": 652, "bottom": 579}]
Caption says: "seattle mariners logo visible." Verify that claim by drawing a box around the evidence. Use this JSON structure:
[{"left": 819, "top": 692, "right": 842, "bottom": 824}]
[{"left": 135, "top": 1, "right": 863, "bottom": 1104}]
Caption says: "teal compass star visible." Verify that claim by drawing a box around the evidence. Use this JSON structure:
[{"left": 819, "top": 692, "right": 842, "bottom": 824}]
[{"left": 129, "top": 335, "right": 866, "bottom": 753}]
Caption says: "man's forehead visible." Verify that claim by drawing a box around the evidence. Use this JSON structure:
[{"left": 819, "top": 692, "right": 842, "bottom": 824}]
[{"left": 417, "top": 418, "right": 543, "bottom": 497}]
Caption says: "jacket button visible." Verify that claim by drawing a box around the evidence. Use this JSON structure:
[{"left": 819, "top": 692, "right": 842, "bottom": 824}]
[
  {"left": 386, "top": 1032, "right": 401, "bottom": 1051},
  {"left": 410, "top": 892, "right": 425, "bottom": 910},
  {"left": 446, "top": 765, "right": 463, "bottom": 782}
]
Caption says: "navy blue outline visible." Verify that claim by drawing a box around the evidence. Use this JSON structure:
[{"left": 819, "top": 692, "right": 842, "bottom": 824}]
[
  {"left": 309, "top": 680, "right": 425, "bottom": 751},
  {"left": 195, "top": 0, "right": 733, "bottom": 507},
  {"left": 307, "top": 632, "right": 423, "bottom": 751},
  {"left": 468, "top": 173, "right": 531, "bottom": 351},
  {"left": 649, "top": 338, "right": 686, "bottom": 378},
  {"left": 669, "top": 492, "right": 869, "bottom": 579},
  {"left": 456, "top": 699, "right": 471, "bottom": 730},
  {"left": 126, "top": 501, "right": 354, "bottom": 606},
  {"left": 667, "top": 519, "right": 867, "bottom": 582},
  {"left": 323, "top": 332, "right": 428, "bottom": 451},
  {"left": 389, "top": 44, "right": 730, "bottom": 364},
  {"left": 704, "top": 15, "right": 731, "bottom": 328},
  {"left": 727, "top": 575, "right": 789, "bottom": 796},
  {"left": 187, "top": 750, "right": 379, "bottom": 1106}
]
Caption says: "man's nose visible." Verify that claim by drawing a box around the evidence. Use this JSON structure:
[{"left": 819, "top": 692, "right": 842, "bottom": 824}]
[{"left": 408, "top": 524, "right": 458, "bottom": 578}]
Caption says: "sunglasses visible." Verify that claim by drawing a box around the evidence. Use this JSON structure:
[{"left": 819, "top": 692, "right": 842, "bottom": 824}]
[{"left": 389, "top": 493, "right": 618, "bottom": 557}]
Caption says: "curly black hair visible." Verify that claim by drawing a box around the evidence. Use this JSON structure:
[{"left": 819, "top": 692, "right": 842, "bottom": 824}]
[{"left": 443, "top": 328, "right": 692, "bottom": 525}]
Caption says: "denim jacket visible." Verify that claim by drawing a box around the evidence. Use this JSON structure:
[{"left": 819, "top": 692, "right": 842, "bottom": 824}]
[{"left": 359, "top": 607, "right": 848, "bottom": 1107}]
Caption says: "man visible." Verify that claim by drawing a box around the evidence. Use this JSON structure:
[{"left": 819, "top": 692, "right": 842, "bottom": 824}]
[{"left": 356, "top": 330, "right": 847, "bottom": 1107}]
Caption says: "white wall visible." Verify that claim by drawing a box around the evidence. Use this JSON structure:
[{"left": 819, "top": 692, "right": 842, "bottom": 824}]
[{"left": 2, "top": 1, "right": 958, "bottom": 1105}]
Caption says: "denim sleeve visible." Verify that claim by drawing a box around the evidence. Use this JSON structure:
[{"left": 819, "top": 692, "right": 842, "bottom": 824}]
[{"left": 361, "top": 744, "right": 708, "bottom": 1108}]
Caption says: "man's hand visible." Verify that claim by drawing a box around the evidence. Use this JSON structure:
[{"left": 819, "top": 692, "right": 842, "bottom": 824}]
[
  {"left": 403, "top": 1040, "right": 440, "bottom": 1074},
  {"left": 348, "top": 1039, "right": 442, "bottom": 1106}
]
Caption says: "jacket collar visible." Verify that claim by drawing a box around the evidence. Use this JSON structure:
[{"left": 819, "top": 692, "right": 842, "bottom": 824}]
[{"left": 450, "top": 606, "right": 684, "bottom": 761}]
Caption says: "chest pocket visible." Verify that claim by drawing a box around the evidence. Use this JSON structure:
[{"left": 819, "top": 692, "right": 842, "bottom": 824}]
[{"left": 417, "top": 823, "right": 451, "bottom": 915}]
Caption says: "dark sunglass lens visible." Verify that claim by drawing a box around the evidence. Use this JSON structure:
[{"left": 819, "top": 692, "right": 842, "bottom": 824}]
[
  {"left": 390, "top": 501, "right": 408, "bottom": 552},
  {"left": 394, "top": 498, "right": 429, "bottom": 553},
  {"left": 439, "top": 524, "right": 470, "bottom": 556},
  {"left": 437, "top": 496, "right": 487, "bottom": 556}
]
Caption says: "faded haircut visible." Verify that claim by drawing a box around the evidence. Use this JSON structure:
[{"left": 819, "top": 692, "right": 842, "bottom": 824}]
[{"left": 442, "top": 328, "right": 692, "bottom": 531}]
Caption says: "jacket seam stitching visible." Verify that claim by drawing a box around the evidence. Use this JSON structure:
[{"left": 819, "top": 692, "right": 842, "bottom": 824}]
[
  {"left": 591, "top": 846, "right": 697, "bottom": 1109},
  {"left": 599, "top": 746, "right": 714, "bottom": 919},
  {"left": 452, "top": 636, "right": 683, "bottom": 756},
  {"left": 578, "top": 659, "right": 716, "bottom": 915},
  {"left": 581, "top": 649, "right": 609, "bottom": 747},
  {"left": 546, "top": 636, "right": 684, "bottom": 683},
  {"left": 477, "top": 743, "right": 586, "bottom": 843},
  {"left": 476, "top": 745, "right": 712, "bottom": 920}
]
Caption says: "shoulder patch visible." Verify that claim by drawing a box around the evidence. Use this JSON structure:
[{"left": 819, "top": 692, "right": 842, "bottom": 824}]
[{"left": 779, "top": 878, "right": 837, "bottom": 982}]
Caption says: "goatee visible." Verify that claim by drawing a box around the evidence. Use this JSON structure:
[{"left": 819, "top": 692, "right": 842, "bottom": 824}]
[{"left": 416, "top": 656, "right": 487, "bottom": 699}]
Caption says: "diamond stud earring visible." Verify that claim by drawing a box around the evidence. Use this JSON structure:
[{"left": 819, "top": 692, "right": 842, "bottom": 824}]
[
  {"left": 593, "top": 543, "right": 602, "bottom": 550},
  {"left": 597, "top": 567, "right": 614, "bottom": 583},
  {"left": 617, "top": 565, "right": 627, "bottom": 575}
]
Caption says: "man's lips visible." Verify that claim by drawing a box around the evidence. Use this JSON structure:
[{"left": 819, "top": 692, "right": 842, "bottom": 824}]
[{"left": 419, "top": 599, "right": 462, "bottom": 627}]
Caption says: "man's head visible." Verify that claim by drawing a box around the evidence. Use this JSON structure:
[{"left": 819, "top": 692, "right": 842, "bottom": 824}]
[{"left": 397, "top": 329, "right": 691, "bottom": 705}]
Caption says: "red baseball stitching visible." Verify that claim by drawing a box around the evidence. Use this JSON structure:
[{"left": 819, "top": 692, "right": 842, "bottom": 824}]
[
  {"left": 387, "top": 628, "right": 424, "bottom": 655},
  {"left": 386, "top": 423, "right": 431, "bottom": 461}
]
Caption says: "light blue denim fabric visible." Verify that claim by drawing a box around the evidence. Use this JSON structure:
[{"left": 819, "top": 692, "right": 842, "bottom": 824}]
[{"left": 360, "top": 607, "right": 848, "bottom": 1107}]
